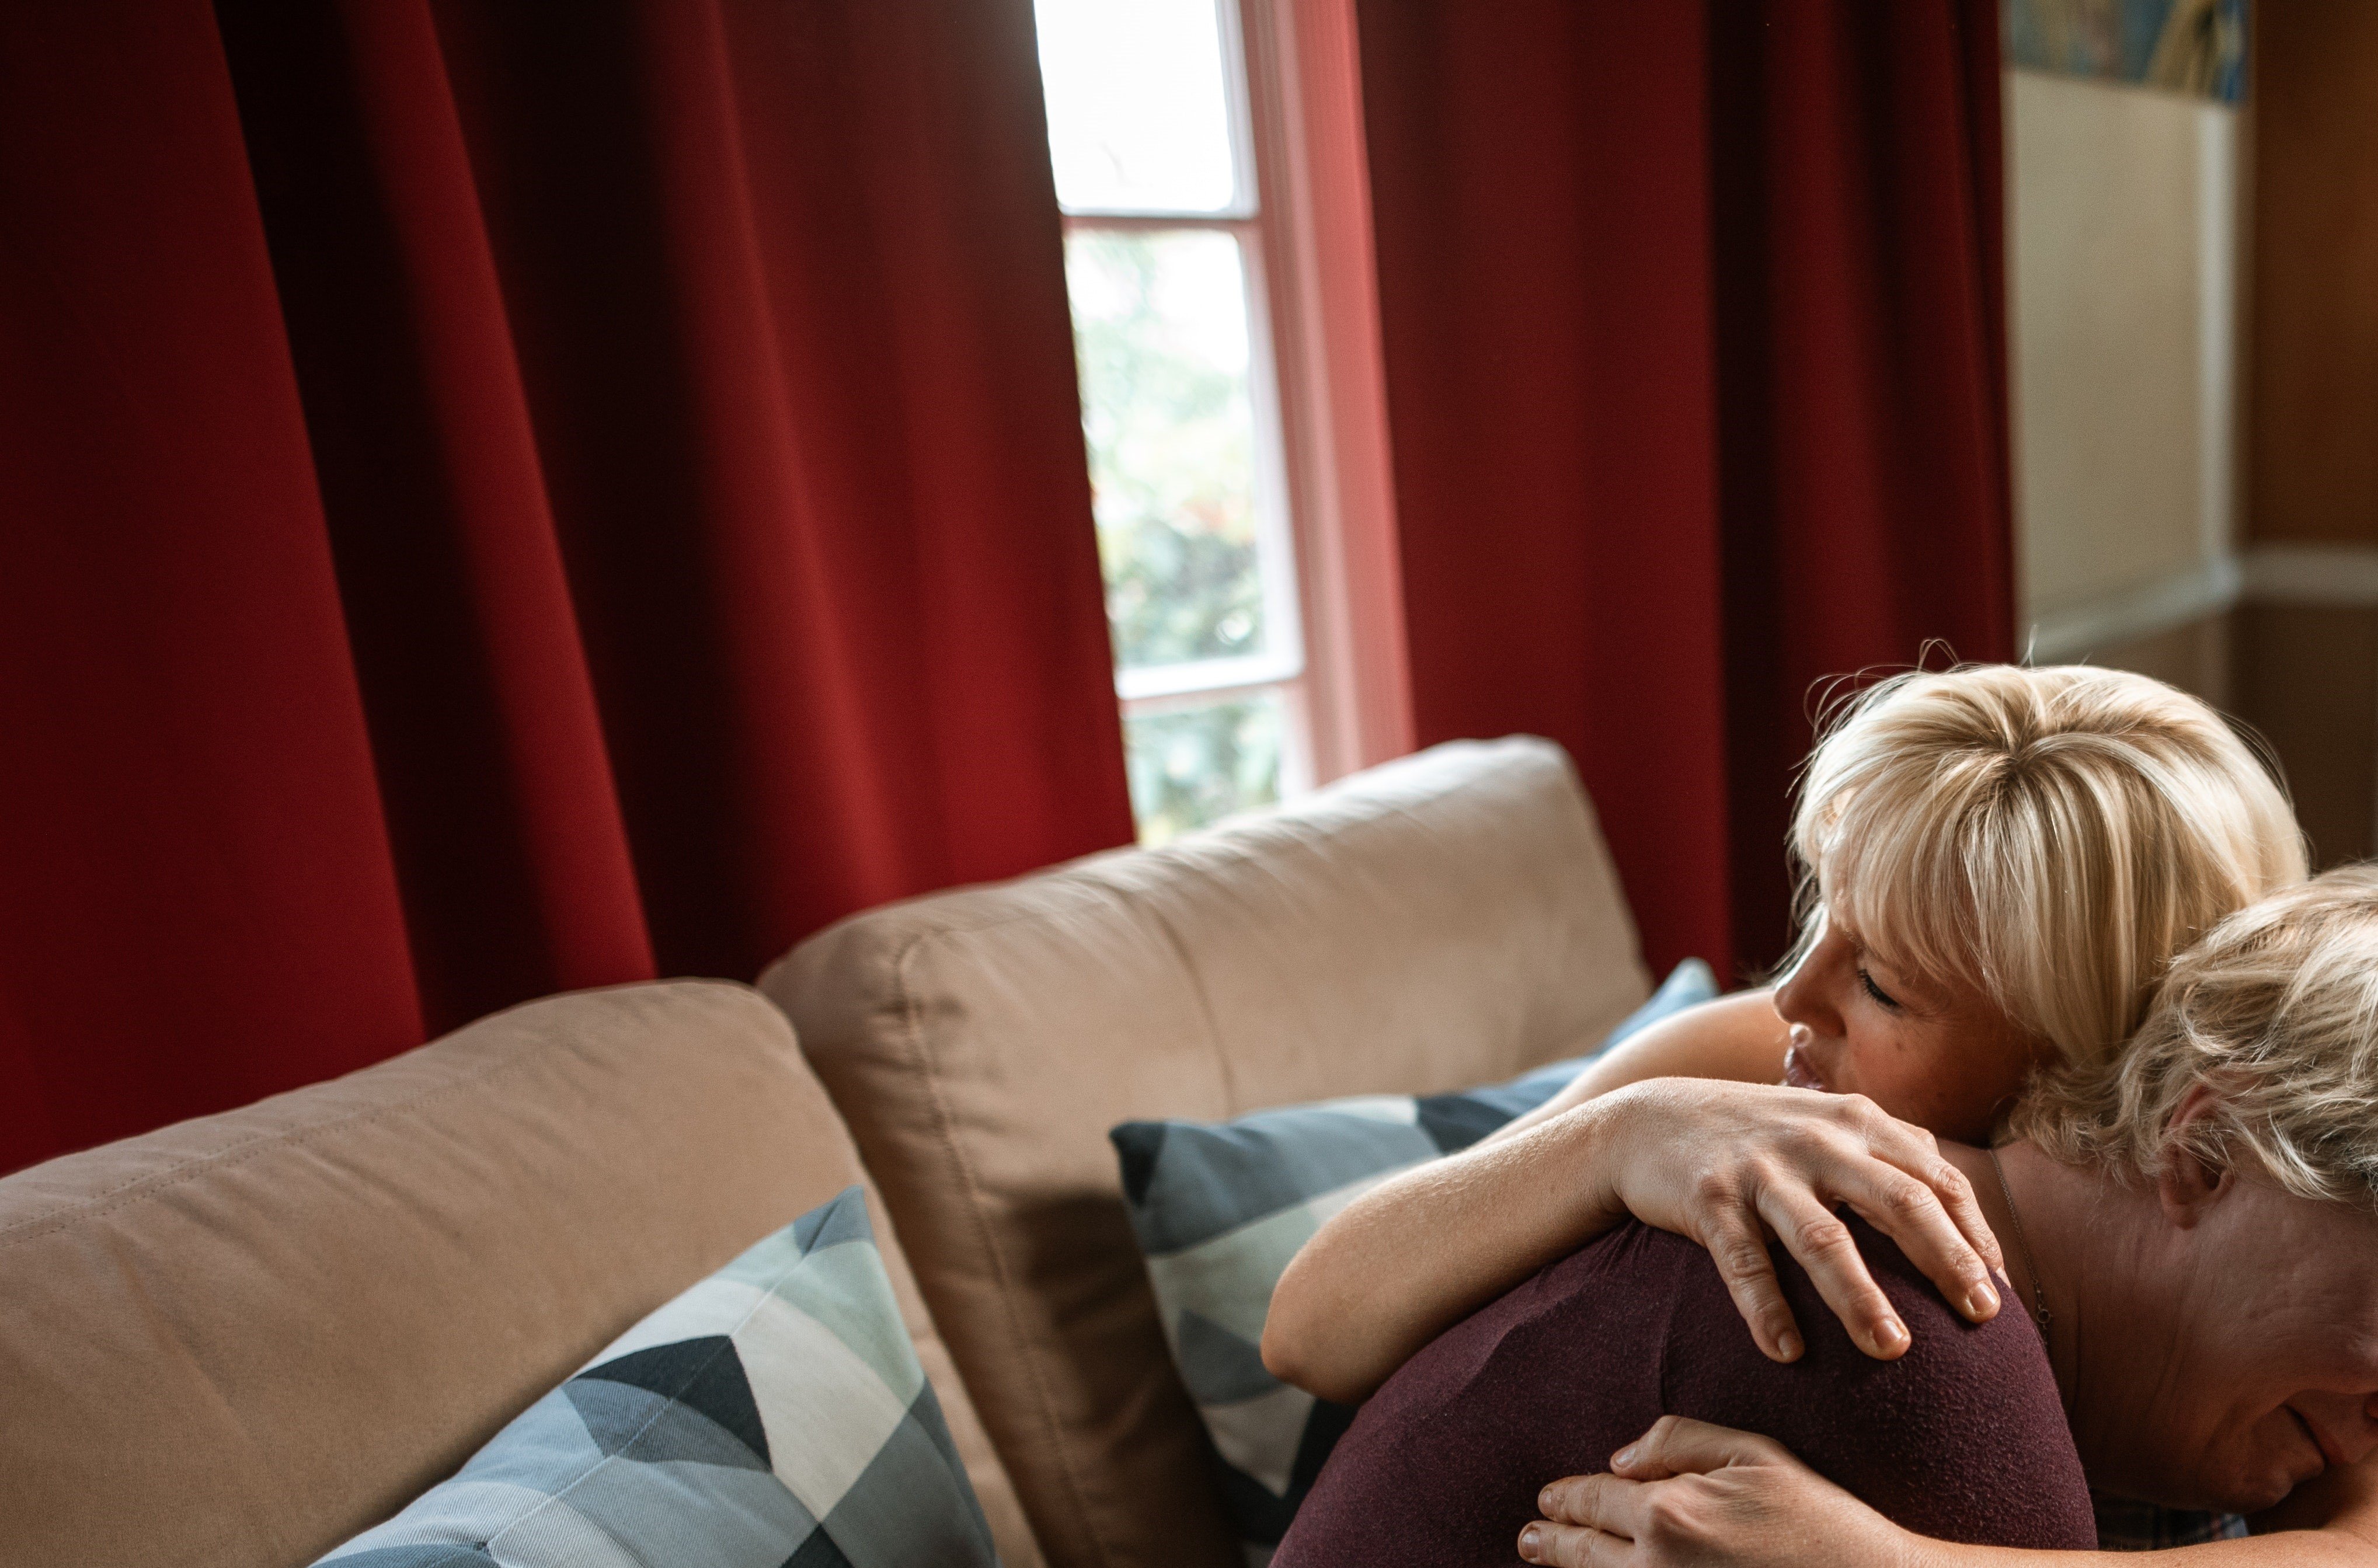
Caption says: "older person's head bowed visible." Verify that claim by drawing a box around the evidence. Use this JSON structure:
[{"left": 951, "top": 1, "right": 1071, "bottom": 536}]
[{"left": 2003, "top": 864, "right": 2378, "bottom": 1512}]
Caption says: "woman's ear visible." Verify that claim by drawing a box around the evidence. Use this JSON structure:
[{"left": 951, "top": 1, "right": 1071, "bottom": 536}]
[{"left": 2156, "top": 1083, "right": 2236, "bottom": 1228}]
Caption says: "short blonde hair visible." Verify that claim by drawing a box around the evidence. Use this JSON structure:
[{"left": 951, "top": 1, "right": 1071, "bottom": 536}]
[
  {"left": 1794, "top": 664, "right": 2304, "bottom": 1068},
  {"left": 2012, "top": 867, "right": 2378, "bottom": 1211}
]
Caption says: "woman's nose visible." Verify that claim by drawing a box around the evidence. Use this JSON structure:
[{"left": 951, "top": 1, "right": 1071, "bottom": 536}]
[{"left": 1775, "top": 937, "right": 1848, "bottom": 1037}]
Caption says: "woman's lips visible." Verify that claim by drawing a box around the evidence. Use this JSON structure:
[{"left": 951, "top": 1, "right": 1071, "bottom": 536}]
[{"left": 1783, "top": 1041, "right": 1829, "bottom": 1092}]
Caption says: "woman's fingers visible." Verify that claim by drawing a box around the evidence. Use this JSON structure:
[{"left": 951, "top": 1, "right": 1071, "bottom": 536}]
[
  {"left": 1526, "top": 1422, "right": 1798, "bottom": 1564},
  {"left": 1696, "top": 1205, "right": 1806, "bottom": 1362},
  {"left": 1938, "top": 1161, "right": 2006, "bottom": 1278},
  {"left": 1517, "top": 1520, "right": 1626, "bottom": 1566},
  {"left": 1526, "top": 1475, "right": 1648, "bottom": 1564},
  {"left": 1850, "top": 1104, "right": 2006, "bottom": 1277},
  {"left": 1534, "top": 1423, "right": 1903, "bottom": 1568},
  {"left": 1607, "top": 1415, "right": 1789, "bottom": 1479},
  {"left": 1607, "top": 1080, "right": 2010, "bottom": 1364},
  {"left": 1538, "top": 1472, "right": 1649, "bottom": 1531},
  {"left": 1826, "top": 1159, "right": 2001, "bottom": 1326},
  {"left": 1752, "top": 1183, "right": 1910, "bottom": 1360}
]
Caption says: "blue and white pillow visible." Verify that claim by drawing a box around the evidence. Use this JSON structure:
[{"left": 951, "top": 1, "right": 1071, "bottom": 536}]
[
  {"left": 317, "top": 1186, "right": 999, "bottom": 1568},
  {"left": 1110, "top": 960, "right": 1720, "bottom": 1559}
]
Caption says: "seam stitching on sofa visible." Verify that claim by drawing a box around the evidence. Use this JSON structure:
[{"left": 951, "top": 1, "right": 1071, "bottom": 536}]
[
  {"left": 0, "top": 1054, "right": 551, "bottom": 1250},
  {"left": 1140, "top": 901, "right": 1240, "bottom": 1111},
  {"left": 0, "top": 985, "right": 763, "bottom": 1251},
  {"left": 0, "top": 981, "right": 717, "bottom": 1223},
  {"left": 890, "top": 928, "right": 1119, "bottom": 1568}
]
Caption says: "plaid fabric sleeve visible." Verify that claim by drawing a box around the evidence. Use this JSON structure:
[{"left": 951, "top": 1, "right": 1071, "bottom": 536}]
[{"left": 2090, "top": 1492, "right": 2252, "bottom": 1550}]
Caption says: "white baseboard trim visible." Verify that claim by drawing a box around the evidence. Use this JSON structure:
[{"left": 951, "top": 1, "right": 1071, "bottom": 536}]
[{"left": 2025, "top": 543, "right": 2378, "bottom": 663}]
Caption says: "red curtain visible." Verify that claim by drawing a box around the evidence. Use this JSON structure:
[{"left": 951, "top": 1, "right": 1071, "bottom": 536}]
[
  {"left": 0, "top": 1, "right": 1133, "bottom": 1174},
  {"left": 1356, "top": 0, "right": 2014, "bottom": 983}
]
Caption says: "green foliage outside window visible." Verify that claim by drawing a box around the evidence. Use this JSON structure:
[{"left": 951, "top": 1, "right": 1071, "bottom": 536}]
[
  {"left": 1066, "top": 229, "right": 1268, "bottom": 672},
  {"left": 1123, "top": 697, "right": 1284, "bottom": 846}
]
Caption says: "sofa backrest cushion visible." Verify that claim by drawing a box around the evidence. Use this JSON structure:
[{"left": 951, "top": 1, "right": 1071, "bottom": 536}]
[
  {"left": 761, "top": 737, "right": 1649, "bottom": 1568},
  {"left": 0, "top": 980, "right": 1040, "bottom": 1568}
]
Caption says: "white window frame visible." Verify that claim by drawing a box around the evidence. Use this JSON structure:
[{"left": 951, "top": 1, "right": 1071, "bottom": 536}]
[
  {"left": 1057, "top": 0, "right": 1413, "bottom": 817},
  {"left": 1237, "top": 0, "right": 1414, "bottom": 784}
]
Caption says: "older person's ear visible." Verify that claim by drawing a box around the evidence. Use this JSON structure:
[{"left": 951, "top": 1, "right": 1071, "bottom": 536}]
[{"left": 2156, "top": 1083, "right": 2237, "bottom": 1228}]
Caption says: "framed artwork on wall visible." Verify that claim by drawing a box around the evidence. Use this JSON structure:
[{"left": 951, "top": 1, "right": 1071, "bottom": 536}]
[{"left": 2004, "top": 0, "right": 2248, "bottom": 101}]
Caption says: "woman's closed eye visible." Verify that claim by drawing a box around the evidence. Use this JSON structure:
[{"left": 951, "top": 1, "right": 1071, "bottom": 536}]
[{"left": 1857, "top": 966, "right": 1901, "bottom": 1011}]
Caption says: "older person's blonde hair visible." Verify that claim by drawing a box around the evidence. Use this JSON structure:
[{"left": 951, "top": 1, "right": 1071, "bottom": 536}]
[
  {"left": 2012, "top": 866, "right": 2378, "bottom": 1210},
  {"left": 1794, "top": 664, "right": 2304, "bottom": 1069}
]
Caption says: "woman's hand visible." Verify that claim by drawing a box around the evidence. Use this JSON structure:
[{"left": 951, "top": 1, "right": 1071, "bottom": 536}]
[
  {"left": 1264, "top": 1074, "right": 2003, "bottom": 1404},
  {"left": 1590, "top": 1078, "right": 2004, "bottom": 1361},
  {"left": 1518, "top": 1417, "right": 1927, "bottom": 1568}
]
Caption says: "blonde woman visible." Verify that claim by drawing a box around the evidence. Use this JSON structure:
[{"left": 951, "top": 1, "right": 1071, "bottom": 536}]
[
  {"left": 1264, "top": 664, "right": 2307, "bottom": 1398},
  {"left": 1517, "top": 867, "right": 2378, "bottom": 1566},
  {"left": 1292, "top": 869, "right": 2378, "bottom": 1567}
]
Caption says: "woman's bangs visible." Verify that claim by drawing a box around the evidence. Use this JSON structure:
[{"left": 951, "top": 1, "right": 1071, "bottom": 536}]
[{"left": 1820, "top": 785, "right": 1983, "bottom": 998}]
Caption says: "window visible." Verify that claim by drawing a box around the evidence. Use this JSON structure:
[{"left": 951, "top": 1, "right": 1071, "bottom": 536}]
[{"left": 1035, "top": 0, "right": 1412, "bottom": 844}]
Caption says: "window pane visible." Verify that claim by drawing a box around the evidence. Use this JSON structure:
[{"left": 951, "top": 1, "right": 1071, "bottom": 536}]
[
  {"left": 1068, "top": 228, "right": 1271, "bottom": 673},
  {"left": 1124, "top": 692, "right": 1283, "bottom": 845},
  {"left": 1035, "top": 0, "right": 1240, "bottom": 214}
]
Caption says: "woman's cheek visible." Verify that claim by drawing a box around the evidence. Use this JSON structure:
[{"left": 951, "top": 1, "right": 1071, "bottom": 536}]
[
  {"left": 1837, "top": 1027, "right": 1940, "bottom": 1123},
  {"left": 1835, "top": 1021, "right": 1907, "bottom": 1094}
]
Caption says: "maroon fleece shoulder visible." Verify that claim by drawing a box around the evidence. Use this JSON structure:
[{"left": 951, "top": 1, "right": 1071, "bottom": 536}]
[{"left": 1277, "top": 1217, "right": 2094, "bottom": 1567}]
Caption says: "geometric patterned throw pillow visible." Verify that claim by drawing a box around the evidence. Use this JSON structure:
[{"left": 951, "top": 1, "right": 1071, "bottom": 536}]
[
  {"left": 1108, "top": 959, "right": 1718, "bottom": 1563},
  {"left": 314, "top": 1186, "right": 1000, "bottom": 1568}
]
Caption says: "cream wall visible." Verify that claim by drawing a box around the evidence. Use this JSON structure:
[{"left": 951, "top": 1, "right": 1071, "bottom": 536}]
[{"left": 2007, "top": 68, "right": 2240, "bottom": 659}]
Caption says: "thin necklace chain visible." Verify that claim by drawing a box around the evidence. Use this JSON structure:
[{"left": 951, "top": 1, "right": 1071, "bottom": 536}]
[{"left": 1989, "top": 1142, "right": 2055, "bottom": 1343}]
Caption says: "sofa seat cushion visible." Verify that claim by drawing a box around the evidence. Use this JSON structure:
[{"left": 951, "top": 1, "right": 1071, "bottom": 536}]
[
  {"left": 0, "top": 980, "right": 1039, "bottom": 1568},
  {"left": 763, "top": 737, "right": 1650, "bottom": 1568}
]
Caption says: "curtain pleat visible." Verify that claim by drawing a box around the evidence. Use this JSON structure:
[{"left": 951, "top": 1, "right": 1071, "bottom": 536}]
[
  {"left": 0, "top": 0, "right": 1133, "bottom": 1173},
  {"left": 1357, "top": 0, "right": 2014, "bottom": 980},
  {"left": 1, "top": 0, "right": 2013, "bottom": 1168}
]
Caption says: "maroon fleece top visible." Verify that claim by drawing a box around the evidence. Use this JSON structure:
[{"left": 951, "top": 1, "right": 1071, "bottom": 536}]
[{"left": 1276, "top": 1217, "right": 2094, "bottom": 1565}]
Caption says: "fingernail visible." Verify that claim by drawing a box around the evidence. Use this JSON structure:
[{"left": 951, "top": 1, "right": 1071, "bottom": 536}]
[
  {"left": 1540, "top": 1486, "right": 1558, "bottom": 1511},
  {"left": 1966, "top": 1281, "right": 1999, "bottom": 1318},
  {"left": 1776, "top": 1329, "right": 1803, "bottom": 1361},
  {"left": 1876, "top": 1317, "right": 1908, "bottom": 1351},
  {"left": 1520, "top": 1524, "right": 1544, "bottom": 1559},
  {"left": 1614, "top": 1444, "right": 1637, "bottom": 1468}
]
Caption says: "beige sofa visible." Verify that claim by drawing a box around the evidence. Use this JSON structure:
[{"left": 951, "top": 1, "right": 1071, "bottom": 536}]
[{"left": 0, "top": 737, "right": 1649, "bottom": 1568}]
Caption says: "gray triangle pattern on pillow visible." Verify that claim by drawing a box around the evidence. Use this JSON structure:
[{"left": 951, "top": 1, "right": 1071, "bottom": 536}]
[{"left": 315, "top": 1186, "right": 1001, "bottom": 1568}]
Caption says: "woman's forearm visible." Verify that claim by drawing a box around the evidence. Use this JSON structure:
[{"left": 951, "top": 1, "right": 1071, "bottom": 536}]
[
  {"left": 1492, "top": 989, "right": 1789, "bottom": 1143},
  {"left": 1262, "top": 995, "right": 1792, "bottom": 1403},
  {"left": 1529, "top": 1435, "right": 2378, "bottom": 1568},
  {"left": 1261, "top": 1097, "right": 1630, "bottom": 1404},
  {"left": 1266, "top": 1069, "right": 2006, "bottom": 1402}
]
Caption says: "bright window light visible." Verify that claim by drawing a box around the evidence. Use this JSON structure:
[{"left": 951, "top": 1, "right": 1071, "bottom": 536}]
[
  {"left": 1069, "top": 229, "right": 1269, "bottom": 672},
  {"left": 1123, "top": 692, "right": 1284, "bottom": 845},
  {"left": 1039, "top": 0, "right": 1308, "bottom": 845},
  {"left": 1035, "top": 0, "right": 1241, "bottom": 215}
]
